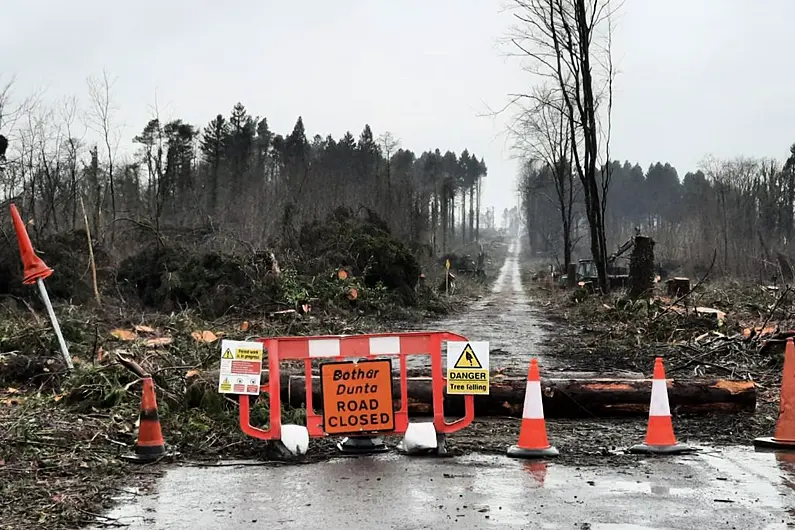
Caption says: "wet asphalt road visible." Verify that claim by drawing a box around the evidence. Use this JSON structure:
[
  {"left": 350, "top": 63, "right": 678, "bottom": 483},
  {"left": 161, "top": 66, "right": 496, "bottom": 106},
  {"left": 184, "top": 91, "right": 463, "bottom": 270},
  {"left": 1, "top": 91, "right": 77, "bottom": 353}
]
[
  {"left": 95, "top": 447, "right": 795, "bottom": 529},
  {"left": 405, "top": 238, "right": 553, "bottom": 375}
]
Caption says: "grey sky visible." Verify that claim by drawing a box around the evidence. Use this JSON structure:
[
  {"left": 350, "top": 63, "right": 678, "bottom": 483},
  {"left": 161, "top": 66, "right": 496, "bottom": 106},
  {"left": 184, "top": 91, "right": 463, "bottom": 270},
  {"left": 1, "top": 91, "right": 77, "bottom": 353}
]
[{"left": 4, "top": 0, "right": 795, "bottom": 215}]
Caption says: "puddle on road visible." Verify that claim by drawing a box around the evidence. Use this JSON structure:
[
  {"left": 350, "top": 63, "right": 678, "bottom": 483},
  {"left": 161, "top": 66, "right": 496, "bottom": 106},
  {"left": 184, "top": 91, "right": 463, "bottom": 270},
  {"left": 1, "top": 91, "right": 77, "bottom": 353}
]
[
  {"left": 405, "top": 238, "right": 553, "bottom": 375},
  {"left": 587, "top": 523, "right": 662, "bottom": 530},
  {"left": 94, "top": 447, "right": 795, "bottom": 530}
]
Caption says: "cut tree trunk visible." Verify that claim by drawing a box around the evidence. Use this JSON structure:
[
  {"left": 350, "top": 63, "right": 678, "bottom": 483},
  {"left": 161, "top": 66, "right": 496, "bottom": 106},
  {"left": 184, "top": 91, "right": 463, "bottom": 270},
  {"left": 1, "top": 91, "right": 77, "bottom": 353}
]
[
  {"left": 629, "top": 235, "right": 655, "bottom": 298},
  {"left": 567, "top": 263, "right": 577, "bottom": 288},
  {"left": 187, "top": 370, "right": 755, "bottom": 418}
]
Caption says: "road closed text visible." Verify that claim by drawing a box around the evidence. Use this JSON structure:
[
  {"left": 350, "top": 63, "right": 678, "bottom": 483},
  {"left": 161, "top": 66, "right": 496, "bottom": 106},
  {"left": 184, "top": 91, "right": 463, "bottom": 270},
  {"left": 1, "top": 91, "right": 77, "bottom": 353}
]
[{"left": 320, "top": 359, "right": 395, "bottom": 435}]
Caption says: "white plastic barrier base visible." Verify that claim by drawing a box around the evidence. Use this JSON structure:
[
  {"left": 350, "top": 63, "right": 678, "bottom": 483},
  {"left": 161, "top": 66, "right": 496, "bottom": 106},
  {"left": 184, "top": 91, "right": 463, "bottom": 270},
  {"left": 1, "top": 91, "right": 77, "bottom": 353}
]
[
  {"left": 280, "top": 424, "right": 310, "bottom": 456},
  {"left": 398, "top": 422, "right": 438, "bottom": 455}
]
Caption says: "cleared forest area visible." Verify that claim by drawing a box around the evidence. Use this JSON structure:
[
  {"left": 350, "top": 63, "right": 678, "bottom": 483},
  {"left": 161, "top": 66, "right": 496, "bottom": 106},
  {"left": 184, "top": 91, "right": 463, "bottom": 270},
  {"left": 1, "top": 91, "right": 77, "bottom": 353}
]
[{"left": 0, "top": 75, "right": 506, "bottom": 529}]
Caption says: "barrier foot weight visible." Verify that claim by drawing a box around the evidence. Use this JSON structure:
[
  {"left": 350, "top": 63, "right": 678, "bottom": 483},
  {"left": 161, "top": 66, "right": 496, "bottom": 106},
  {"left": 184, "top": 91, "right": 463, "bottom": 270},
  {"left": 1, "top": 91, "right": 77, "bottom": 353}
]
[
  {"left": 507, "top": 445, "right": 559, "bottom": 459},
  {"left": 337, "top": 436, "right": 389, "bottom": 455},
  {"left": 754, "top": 437, "right": 795, "bottom": 451},
  {"left": 628, "top": 443, "right": 693, "bottom": 455},
  {"left": 435, "top": 433, "right": 448, "bottom": 456}
]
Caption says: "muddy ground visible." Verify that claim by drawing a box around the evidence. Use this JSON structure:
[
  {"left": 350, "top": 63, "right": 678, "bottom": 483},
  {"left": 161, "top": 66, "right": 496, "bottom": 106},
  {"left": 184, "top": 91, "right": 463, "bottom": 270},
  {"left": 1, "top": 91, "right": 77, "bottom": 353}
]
[{"left": 0, "top": 235, "right": 789, "bottom": 530}]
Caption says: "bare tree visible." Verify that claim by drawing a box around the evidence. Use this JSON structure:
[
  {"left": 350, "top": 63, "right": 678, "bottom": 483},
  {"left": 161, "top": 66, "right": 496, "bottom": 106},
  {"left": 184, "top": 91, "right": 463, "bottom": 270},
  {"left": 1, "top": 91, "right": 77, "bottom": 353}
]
[
  {"left": 506, "top": 0, "right": 620, "bottom": 291},
  {"left": 378, "top": 132, "right": 400, "bottom": 188},
  {"left": 60, "top": 95, "right": 85, "bottom": 229},
  {"left": 0, "top": 76, "right": 35, "bottom": 134},
  {"left": 0, "top": 76, "right": 39, "bottom": 185},
  {"left": 86, "top": 70, "right": 122, "bottom": 236},
  {"left": 510, "top": 84, "right": 577, "bottom": 268}
]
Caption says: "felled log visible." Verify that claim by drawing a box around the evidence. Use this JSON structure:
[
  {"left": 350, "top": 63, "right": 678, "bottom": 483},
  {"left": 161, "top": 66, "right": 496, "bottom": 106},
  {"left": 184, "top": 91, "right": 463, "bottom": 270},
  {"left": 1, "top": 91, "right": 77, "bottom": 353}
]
[{"left": 283, "top": 373, "right": 756, "bottom": 418}]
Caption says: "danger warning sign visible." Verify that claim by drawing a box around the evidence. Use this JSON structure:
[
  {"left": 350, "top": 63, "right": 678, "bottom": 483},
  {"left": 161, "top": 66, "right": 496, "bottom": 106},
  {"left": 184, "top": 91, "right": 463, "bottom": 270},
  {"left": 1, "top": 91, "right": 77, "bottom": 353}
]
[
  {"left": 320, "top": 359, "right": 395, "bottom": 435},
  {"left": 218, "top": 339, "right": 263, "bottom": 396},
  {"left": 453, "top": 343, "right": 483, "bottom": 369},
  {"left": 446, "top": 341, "right": 489, "bottom": 395}
]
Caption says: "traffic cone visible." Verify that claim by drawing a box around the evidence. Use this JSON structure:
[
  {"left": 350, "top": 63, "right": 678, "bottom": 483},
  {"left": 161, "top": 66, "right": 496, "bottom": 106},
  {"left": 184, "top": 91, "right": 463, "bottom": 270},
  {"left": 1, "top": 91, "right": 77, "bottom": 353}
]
[
  {"left": 10, "top": 204, "right": 53, "bottom": 285},
  {"left": 755, "top": 338, "right": 795, "bottom": 450},
  {"left": 629, "top": 357, "right": 691, "bottom": 454},
  {"left": 123, "top": 377, "right": 168, "bottom": 462},
  {"left": 507, "top": 358, "right": 559, "bottom": 458}
]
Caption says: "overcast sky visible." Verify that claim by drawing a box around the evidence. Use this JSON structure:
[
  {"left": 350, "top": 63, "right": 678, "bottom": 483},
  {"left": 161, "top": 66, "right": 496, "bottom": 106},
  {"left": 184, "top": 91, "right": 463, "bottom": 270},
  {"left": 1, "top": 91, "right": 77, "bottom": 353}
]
[{"left": 3, "top": 0, "right": 795, "bottom": 214}]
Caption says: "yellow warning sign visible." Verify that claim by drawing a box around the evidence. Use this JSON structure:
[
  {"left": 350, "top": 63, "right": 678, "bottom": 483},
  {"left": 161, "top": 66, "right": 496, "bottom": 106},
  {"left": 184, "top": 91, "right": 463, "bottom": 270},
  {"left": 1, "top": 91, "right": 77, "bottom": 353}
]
[
  {"left": 236, "top": 348, "right": 262, "bottom": 361},
  {"left": 446, "top": 341, "right": 489, "bottom": 396},
  {"left": 453, "top": 343, "right": 482, "bottom": 369},
  {"left": 218, "top": 340, "right": 263, "bottom": 396}
]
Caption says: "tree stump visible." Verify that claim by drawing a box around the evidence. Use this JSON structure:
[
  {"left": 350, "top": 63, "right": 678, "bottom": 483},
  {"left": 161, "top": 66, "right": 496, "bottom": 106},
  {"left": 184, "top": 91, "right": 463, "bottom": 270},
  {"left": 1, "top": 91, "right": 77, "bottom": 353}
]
[
  {"left": 629, "top": 235, "right": 655, "bottom": 298},
  {"left": 566, "top": 263, "right": 577, "bottom": 288},
  {"left": 666, "top": 277, "right": 691, "bottom": 297}
]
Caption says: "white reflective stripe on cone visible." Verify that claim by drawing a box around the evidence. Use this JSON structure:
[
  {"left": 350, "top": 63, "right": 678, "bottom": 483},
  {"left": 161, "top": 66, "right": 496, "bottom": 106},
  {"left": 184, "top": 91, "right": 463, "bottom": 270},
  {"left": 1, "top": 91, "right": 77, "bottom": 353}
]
[
  {"left": 649, "top": 379, "right": 671, "bottom": 416},
  {"left": 369, "top": 336, "right": 401, "bottom": 354},
  {"left": 308, "top": 339, "right": 341, "bottom": 357},
  {"left": 522, "top": 381, "right": 545, "bottom": 419}
]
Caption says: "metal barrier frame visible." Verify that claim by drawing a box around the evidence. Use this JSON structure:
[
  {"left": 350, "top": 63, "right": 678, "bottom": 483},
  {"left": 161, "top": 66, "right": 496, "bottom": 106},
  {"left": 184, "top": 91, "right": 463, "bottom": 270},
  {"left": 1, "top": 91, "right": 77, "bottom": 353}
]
[{"left": 239, "top": 331, "right": 475, "bottom": 441}]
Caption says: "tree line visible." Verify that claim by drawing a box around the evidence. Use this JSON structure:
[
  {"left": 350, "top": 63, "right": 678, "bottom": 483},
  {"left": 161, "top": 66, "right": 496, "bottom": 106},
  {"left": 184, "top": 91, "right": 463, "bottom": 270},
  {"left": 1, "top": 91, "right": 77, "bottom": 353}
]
[
  {"left": 0, "top": 75, "right": 489, "bottom": 257},
  {"left": 505, "top": 0, "right": 795, "bottom": 284},
  {"left": 521, "top": 145, "right": 795, "bottom": 279}
]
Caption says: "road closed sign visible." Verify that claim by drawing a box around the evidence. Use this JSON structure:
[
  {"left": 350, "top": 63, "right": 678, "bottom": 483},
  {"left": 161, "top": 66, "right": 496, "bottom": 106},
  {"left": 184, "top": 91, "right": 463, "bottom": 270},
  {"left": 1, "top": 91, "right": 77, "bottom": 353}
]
[
  {"left": 320, "top": 359, "right": 395, "bottom": 435},
  {"left": 446, "top": 341, "right": 489, "bottom": 395}
]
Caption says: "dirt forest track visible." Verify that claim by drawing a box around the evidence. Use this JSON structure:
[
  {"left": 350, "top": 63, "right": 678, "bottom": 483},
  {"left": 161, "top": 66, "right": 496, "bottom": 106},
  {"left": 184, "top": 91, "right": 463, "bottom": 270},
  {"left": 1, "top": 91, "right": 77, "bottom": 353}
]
[{"left": 404, "top": 238, "right": 552, "bottom": 375}]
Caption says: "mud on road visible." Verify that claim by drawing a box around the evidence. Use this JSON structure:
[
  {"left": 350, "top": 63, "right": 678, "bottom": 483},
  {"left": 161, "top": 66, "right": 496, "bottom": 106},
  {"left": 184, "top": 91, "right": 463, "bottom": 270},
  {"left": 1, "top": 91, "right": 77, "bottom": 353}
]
[{"left": 405, "top": 238, "right": 554, "bottom": 376}]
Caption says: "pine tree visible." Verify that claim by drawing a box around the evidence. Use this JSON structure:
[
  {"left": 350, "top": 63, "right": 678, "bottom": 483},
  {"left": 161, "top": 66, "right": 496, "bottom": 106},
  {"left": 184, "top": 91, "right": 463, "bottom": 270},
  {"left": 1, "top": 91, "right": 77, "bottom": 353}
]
[{"left": 200, "top": 114, "right": 229, "bottom": 211}]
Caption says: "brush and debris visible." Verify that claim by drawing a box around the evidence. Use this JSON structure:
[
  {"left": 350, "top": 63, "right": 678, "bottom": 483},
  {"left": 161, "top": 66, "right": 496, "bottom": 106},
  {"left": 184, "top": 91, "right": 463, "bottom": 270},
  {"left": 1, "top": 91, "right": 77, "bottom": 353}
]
[{"left": 0, "top": 208, "right": 499, "bottom": 530}]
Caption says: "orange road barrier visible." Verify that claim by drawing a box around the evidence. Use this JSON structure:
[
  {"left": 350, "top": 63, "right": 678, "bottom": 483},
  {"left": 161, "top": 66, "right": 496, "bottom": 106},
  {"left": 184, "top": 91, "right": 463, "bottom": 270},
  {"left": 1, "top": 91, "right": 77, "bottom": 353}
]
[
  {"left": 238, "top": 331, "right": 476, "bottom": 455},
  {"left": 755, "top": 337, "right": 795, "bottom": 450},
  {"left": 9, "top": 204, "right": 73, "bottom": 370},
  {"left": 629, "top": 357, "right": 692, "bottom": 454},
  {"left": 507, "top": 358, "right": 559, "bottom": 458},
  {"left": 124, "top": 377, "right": 168, "bottom": 462}
]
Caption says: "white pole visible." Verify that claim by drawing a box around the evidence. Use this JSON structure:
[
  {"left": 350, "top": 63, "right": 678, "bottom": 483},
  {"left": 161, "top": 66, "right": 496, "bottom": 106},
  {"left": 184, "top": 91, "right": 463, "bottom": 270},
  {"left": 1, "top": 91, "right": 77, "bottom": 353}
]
[{"left": 36, "top": 278, "right": 73, "bottom": 370}]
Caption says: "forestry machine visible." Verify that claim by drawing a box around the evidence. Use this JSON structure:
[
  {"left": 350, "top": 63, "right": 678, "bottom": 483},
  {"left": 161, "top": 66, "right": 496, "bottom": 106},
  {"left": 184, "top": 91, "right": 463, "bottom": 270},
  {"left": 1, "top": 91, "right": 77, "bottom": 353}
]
[{"left": 560, "top": 235, "right": 635, "bottom": 288}]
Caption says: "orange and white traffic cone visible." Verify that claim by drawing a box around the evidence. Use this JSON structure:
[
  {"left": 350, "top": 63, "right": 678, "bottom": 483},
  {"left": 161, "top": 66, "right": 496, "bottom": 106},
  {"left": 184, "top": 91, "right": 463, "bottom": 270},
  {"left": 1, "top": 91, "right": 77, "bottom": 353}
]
[
  {"left": 123, "top": 377, "right": 170, "bottom": 462},
  {"left": 507, "top": 358, "right": 559, "bottom": 458},
  {"left": 629, "top": 357, "right": 691, "bottom": 454},
  {"left": 755, "top": 337, "right": 795, "bottom": 450}
]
